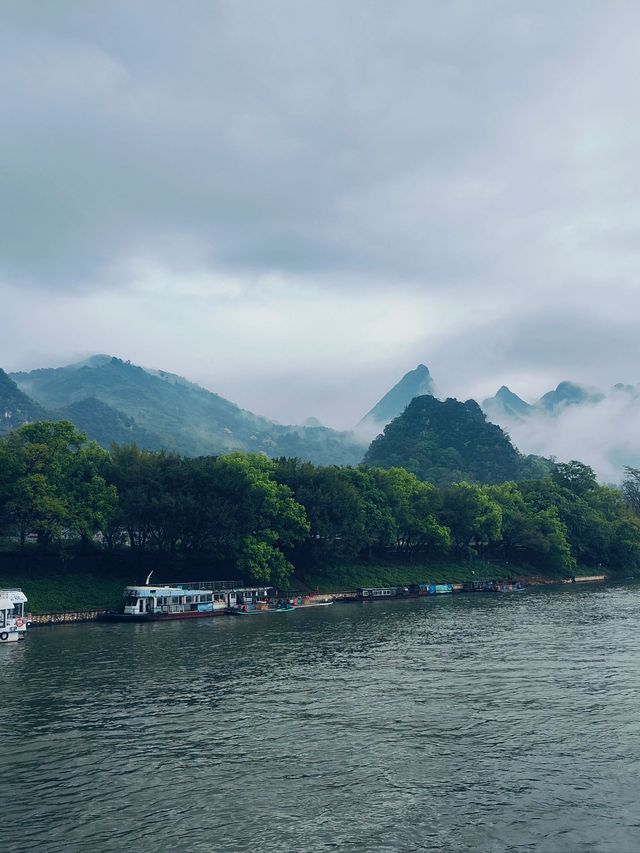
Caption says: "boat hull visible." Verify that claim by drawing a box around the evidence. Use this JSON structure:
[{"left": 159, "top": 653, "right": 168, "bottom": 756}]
[{"left": 102, "top": 610, "right": 228, "bottom": 623}]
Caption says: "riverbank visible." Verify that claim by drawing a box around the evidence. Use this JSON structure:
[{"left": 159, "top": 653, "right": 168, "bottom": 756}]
[{"left": 0, "top": 558, "right": 612, "bottom": 619}]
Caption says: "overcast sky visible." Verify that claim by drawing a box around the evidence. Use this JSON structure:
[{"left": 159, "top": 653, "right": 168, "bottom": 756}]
[{"left": 2, "top": 1, "right": 640, "bottom": 429}]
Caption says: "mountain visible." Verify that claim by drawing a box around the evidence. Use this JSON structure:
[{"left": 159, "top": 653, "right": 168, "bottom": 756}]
[
  {"left": 363, "top": 394, "right": 528, "bottom": 486},
  {"left": 482, "top": 385, "right": 533, "bottom": 423},
  {"left": 9, "top": 356, "right": 366, "bottom": 465},
  {"left": 536, "top": 381, "right": 604, "bottom": 414},
  {"left": 358, "top": 364, "right": 435, "bottom": 434},
  {"left": 52, "top": 397, "right": 163, "bottom": 450},
  {"left": 0, "top": 369, "right": 48, "bottom": 435}
]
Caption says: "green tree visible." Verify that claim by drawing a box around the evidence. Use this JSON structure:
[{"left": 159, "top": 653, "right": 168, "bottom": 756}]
[
  {"left": 0, "top": 421, "right": 92, "bottom": 545},
  {"left": 439, "top": 482, "right": 502, "bottom": 558},
  {"left": 370, "top": 467, "right": 450, "bottom": 559}
]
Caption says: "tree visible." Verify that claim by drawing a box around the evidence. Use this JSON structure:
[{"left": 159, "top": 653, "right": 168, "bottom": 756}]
[
  {"left": 370, "top": 467, "right": 450, "bottom": 559},
  {"left": 439, "top": 482, "right": 502, "bottom": 558},
  {"left": 0, "top": 421, "right": 91, "bottom": 545},
  {"left": 622, "top": 467, "right": 640, "bottom": 516},
  {"left": 65, "top": 443, "right": 118, "bottom": 549}
]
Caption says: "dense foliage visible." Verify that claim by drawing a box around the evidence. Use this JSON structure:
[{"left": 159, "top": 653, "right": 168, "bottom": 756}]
[
  {"left": 364, "top": 394, "right": 551, "bottom": 486},
  {"left": 1, "top": 422, "right": 640, "bottom": 585}
]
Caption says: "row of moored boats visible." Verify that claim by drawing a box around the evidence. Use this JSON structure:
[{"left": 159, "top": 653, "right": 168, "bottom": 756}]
[{"left": 1, "top": 576, "right": 526, "bottom": 641}]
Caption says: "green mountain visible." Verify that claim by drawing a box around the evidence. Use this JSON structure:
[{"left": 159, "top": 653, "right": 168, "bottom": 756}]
[
  {"left": 9, "top": 357, "right": 365, "bottom": 465},
  {"left": 0, "top": 369, "right": 48, "bottom": 435},
  {"left": 52, "top": 397, "right": 163, "bottom": 450},
  {"left": 358, "top": 364, "right": 435, "bottom": 433},
  {"left": 363, "top": 394, "right": 533, "bottom": 486}
]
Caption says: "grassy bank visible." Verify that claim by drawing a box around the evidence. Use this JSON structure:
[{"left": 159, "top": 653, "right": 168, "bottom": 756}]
[
  {"left": 0, "top": 559, "right": 608, "bottom": 614},
  {"left": 0, "top": 573, "right": 125, "bottom": 613},
  {"left": 294, "top": 559, "right": 565, "bottom": 593}
]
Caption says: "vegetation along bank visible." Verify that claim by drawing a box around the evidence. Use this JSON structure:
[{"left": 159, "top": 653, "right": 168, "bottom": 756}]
[{"left": 1, "top": 420, "right": 640, "bottom": 613}]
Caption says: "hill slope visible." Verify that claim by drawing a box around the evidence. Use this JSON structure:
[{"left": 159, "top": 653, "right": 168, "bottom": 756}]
[
  {"left": 363, "top": 394, "right": 527, "bottom": 486},
  {"left": 10, "top": 357, "right": 365, "bottom": 465},
  {"left": 0, "top": 369, "right": 48, "bottom": 435},
  {"left": 482, "top": 385, "right": 533, "bottom": 423}
]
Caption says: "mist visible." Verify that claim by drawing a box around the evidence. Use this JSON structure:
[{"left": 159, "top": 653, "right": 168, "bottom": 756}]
[{"left": 492, "top": 389, "right": 640, "bottom": 483}]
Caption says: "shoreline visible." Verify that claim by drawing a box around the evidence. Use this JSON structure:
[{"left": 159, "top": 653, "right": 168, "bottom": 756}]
[{"left": 27, "top": 573, "right": 609, "bottom": 626}]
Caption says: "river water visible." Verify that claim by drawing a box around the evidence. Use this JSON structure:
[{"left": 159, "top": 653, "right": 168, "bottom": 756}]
[{"left": 2, "top": 583, "right": 640, "bottom": 852}]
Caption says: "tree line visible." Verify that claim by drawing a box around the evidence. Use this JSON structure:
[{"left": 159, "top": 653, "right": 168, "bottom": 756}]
[{"left": 1, "top": 421, "right": 640, "bottom": 585}]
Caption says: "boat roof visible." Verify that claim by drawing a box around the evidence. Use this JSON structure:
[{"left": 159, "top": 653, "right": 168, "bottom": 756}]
[
  {"left": 124, "top": 583, "right": 272, "bottom": 597},
  {"left": 0, "top": 588, "right": 27, "bottom": 603},
  {"left": 0, "top": 596, "right": 16, "bottom": 610}
]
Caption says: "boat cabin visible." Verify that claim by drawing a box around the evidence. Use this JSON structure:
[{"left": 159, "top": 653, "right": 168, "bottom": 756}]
[
  {"left": 357, "top": 587, "right": 398, "bottom": 599},
  {"left": 0, "top": 588, "right": 30, "bottom": 640},
  {"left": 122, "top": 581, "right": 272, "bottom": 617}
]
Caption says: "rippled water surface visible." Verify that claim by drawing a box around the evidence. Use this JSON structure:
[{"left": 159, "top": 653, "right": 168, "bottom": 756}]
[{"left": 3, "top": 584, "right": 640, "bottom": 852}]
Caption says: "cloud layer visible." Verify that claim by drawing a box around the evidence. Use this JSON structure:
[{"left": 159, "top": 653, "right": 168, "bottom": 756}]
[{"left": 2, "top": 1, "right": 640, "bottom": 430}]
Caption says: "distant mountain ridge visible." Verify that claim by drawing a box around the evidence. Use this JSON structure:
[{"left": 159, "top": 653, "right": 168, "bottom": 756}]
[
  {"left": 4, "top": 355, "right": 639, "bottom": 481},
  {"left": 7, "top": 356, "right": 366, "bottom": 465},
  {"left": 482, "top": 379, "right": 624, "bottom": 421}
]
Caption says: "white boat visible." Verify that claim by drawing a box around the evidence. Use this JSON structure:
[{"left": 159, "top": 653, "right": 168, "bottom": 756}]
[
  {"left": 114, "top": 579, "right": 274, "bottom": 621},
  {"left": 0, "top": 589, "right": 30, "bottom": 643}
]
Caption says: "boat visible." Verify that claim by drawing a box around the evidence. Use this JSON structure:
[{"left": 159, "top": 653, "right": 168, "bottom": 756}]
[
  {"left": 114, "top": 577, "right": 273, "bottom": 621},
  {"left": 356, "top": 586, "right": 400, "bottom": 600},
  {"left": 233, "top": 601, "right": 295, "bottom": 615},
  {"left": 0, "top": 588, "right": 31, "bottom": 642},
  {"left": 497, "top": 582, "right": 526, "bottom": 593},
  {"left": 289, "top": 595, "right": 334, "bottom": 608}
]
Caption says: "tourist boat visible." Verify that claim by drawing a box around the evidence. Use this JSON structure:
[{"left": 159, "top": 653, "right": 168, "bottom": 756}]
[
  {"left": 0, "top": 588, "right": 31, "bottom": 642},
  {"left": 116, "top": 577, "right": 273, "bottom": 621}
]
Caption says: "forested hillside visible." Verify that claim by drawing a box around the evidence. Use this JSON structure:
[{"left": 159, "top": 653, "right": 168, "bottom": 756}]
[
  {"left": 363, "top": 395, "right": 549, "bottom": 486},
  {"left": 2, "top": 421, "right": 639, "bottom": 588},
  {"left": 0, "top": 369, "right": 48, "bottom": 435},
  {"left": 8, "top": 356, "right": 365, "bottom": 465}
]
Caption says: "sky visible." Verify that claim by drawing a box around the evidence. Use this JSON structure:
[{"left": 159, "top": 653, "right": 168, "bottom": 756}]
[{"left": 2, "top": 1, "right": 640, "bottom": 431}]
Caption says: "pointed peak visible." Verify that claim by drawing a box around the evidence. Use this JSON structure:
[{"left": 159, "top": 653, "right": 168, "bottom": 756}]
[{"left": 358, "top": 364, "right": 436, "bottom": 430}]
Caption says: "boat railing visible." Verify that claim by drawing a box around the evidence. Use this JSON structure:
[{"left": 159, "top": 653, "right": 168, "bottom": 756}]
[{"left": 167, "top": 580, "right": 242, "bottom": 591}]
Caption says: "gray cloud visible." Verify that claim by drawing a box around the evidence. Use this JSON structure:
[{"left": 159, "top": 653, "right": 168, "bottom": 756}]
[{"left": 2, "top": 1, "right": 640, "bottom": 441}]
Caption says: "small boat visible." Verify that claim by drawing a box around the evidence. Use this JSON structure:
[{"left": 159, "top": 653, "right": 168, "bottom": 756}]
[
  {"left": 289, "top": 595, "right": 334, "bottom": 608},
  {"left": 0, "top": 588, "right": 31, "bottom": 643},
  {"left": 233, "top": 603, "right": 295, "bottom": 615},
  {"left": 497, "top": 582, "right": 526, "bottom": 593}
]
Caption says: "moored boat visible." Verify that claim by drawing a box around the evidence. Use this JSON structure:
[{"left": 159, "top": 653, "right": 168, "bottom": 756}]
[
  {"left": 114, "top": 579, "right": 273, "bottom": 621},
  {"left": 289, "top": 595, "right": 334, "bottom": 608},
  {"left": 0, "top": 588, "right": 31, "bottom": 642}
]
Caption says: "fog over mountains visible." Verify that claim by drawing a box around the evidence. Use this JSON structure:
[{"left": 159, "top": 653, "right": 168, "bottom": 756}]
[
  {"left": 1, "top": 354, "right": 639, "bottom": 481},
  {"left": 481, "top": 380, "right": 640, "bottom": 483},
  {"left": 3, "top": 356, "right": 365, "bottom": 466}
]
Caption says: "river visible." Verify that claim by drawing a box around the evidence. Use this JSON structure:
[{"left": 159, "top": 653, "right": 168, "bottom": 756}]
[{"left": 2, "top": 583, "right": 640, "bottom": 852}]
